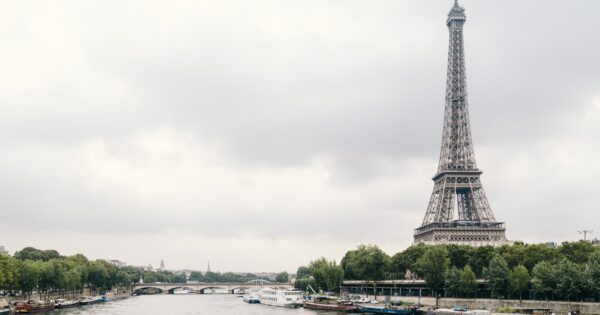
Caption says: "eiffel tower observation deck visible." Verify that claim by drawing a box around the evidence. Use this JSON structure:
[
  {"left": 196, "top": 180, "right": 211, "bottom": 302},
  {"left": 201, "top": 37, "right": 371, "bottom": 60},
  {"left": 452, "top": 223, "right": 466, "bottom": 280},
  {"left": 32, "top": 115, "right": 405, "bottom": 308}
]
[{"left": 414, "top": 1, "right": 508, "bottom": 246}]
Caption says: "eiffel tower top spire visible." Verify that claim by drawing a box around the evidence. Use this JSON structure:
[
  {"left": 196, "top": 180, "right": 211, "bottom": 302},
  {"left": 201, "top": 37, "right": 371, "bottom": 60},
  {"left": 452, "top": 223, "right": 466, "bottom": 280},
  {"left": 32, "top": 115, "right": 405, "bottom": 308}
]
[
  {"left": 448, "top": 0, "right": 466, "bottom": 24},
  {"left": 438, "top": 0, "right": 477, "bottom": 174}
]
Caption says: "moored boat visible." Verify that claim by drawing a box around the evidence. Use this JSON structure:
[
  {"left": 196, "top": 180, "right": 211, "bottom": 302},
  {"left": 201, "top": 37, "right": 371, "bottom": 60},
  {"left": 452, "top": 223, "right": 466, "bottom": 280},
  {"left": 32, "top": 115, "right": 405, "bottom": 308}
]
[
  {"left": 303, "top": 296, "right": 359, "bottom": 312},
  {"left": 54, "top": 298, "right": 79, "bottom": 309},
  {"left": 15, "top": 300, "right": 54, "bottom": 313},
  {"left": 173, "top": 288, "right": 192, "bottom": 295},
  {"left": 79, "top": 296, "right": 103, "bottom": 305},
  {"left": 359, "top": 305, "right": 422, "bottom": 314},
  {"left": 243, "top": 292, "right": 260, "bottom": 304},
  {"left": 259, "top": 288, "right": 303, "bottom": 308}
]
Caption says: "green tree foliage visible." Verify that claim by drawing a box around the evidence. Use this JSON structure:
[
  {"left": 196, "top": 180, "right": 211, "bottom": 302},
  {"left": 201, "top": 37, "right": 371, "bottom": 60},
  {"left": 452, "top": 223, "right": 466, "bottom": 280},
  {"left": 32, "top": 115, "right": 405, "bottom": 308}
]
[
  {"left": 460, "top": 265, "right": 478, "bottom": 298},
  {"left": 445, "top": 266, "right": 461, "bottom": 297},
  {"left": 447, "top": 245, "right": 473, "bottom": 270},
  {"left": 417, "top": 246, "right": 449, "bottom": 295},
  {"left": 341, "top": 245, "right": 389, "bottom": 280},
  {"left": 309, "top": 258, "right": 344, "bottom": 292},
  {"left": 294, "top": 277, "right": 316, "bottom": 291},
  {"left": 532, "top": 261, "right": 558, "bottom": 300},
  {"left": 559, "top": 241, "right": 595, "bottom": 265},
  {"left": 0, "top": 254, "right": 19, "bottom": 290},
  {"left": 484, "top": 254, "right": 509, "bottom": 298},
  {"left": 189, "top": 271, "right": 204, "bottom": 282},
  {"left": 468, "top": 246, "right": 496, "bottom": 277},
  {"left": 296, "top": 266, "right": 311, "bottom": 279},
  {"left": 556, "top": 258, "right": 584, "bottom": 301},
  {"left": 508, "top": 265, "right": 530, "bottom": 301},
  {"left": 275, "top": 272, "right": 289, "bottom": 283},
  {"left": 14, "top": 247, "right": 61, "bottom": 261},
  {"left": 586, "top": 251, "right": 600, "bottom": 299},
  {"left": 389, "top": 244, "right": 427, "bottom": 279}
]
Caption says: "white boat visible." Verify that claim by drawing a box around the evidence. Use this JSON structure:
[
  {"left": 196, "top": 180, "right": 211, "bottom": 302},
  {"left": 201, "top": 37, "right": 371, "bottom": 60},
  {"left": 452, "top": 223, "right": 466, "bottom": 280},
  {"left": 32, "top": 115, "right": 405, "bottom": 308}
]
[
  {"left": 54, "top": 298, "right": 79, "bottom": 308},
  {"left": 243, "top": 292, "right": 260, "bottom": 304},
  {"left": 173, "top": 288, "right": 193, "bottom": 295},
  {"left": 258, "top": 288, "right": 303, "bottom": 308}
]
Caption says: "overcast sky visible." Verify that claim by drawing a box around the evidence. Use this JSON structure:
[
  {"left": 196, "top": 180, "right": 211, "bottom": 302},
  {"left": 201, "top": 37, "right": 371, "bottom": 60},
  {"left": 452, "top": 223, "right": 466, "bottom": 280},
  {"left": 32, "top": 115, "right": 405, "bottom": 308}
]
[{"left": 1, "top": 0, "right": 599, "bottom": 273}]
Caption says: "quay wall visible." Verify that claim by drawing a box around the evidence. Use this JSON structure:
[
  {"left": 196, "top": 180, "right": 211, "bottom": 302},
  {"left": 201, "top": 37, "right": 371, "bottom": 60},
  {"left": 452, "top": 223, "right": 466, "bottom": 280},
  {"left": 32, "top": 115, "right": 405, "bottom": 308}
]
[{"left": 368, "top": 296, "right": 600, "bottom": 315}]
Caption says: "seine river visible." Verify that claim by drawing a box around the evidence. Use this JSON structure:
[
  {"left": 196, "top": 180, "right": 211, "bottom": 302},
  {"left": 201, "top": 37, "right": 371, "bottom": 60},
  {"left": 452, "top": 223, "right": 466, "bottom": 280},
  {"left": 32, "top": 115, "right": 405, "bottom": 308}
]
[{"left": 52, "top": 294, "right": 350, "bottom": 315}]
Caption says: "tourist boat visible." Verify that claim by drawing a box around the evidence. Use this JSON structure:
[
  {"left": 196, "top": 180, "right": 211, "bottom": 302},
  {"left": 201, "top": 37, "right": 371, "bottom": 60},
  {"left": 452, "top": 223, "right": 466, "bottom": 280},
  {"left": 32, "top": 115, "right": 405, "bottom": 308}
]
[
  {"left": 243, "top": 292, "right": 260, "bottom": 304},
  {"left": 79, "top": 296, "right": 103, "bottom": 305},
  {"left": 54, "top": 298, "right": 79, "bottom": 308},
  {"left": 358, "top": 305, "right": 422, "bottom": 314},
  {"left": 173, "top": 288, "right": 192, "bottom": 295},
  {"left": 15, "top": 300, "right": 54, "bottom": 313},
  {"left": 258, "top": 288, "right": 303, "bottom": 308},
  {"left": 303, "top": 296, "right": 360, "bottom": 312}
]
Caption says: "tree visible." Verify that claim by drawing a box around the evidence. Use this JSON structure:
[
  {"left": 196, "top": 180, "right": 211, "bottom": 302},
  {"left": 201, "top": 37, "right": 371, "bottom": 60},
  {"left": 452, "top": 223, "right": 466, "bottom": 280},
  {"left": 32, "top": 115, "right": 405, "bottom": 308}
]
[
  {"left": 460, "top": 265, "right": 478, "bottom": 298},
  {"left": 484, "top": 254, "right": 509, "bottom": 298},
  {"left": 556, "top": 258, "right": 584, "bottom": 301},
  {"left": 309, "top": 258, "right": 344, "bottom": 292},
  {"left": 509, "top": 265, "right": 530, "bottom": 302},
  {"left": 417, "top": 246, "right": 449, "bottom": 295},
  {"left": 559, "top": 241, "right": 595, "bottom": 265},
  {"left": 14, "top": 247, "right": 61, "bottom": 261},
  {"left": 296, "top": 266, "right": 311, "bottom": 279},
  {"left": 275, "top": 272, "right": 289, "bottom": 283},
  {"left": 340, "top": 245, "right": 389, "bottom": 280},
  {"left": 0, "top": 254, "right": 19, "bottom": 291},
  {"left": 446, "top": 245, "right": 474, "bottom": 270},
  {"left": 390, "top": 244, "right": 428, "bottom": 279},
  {"left": 445, "top": 266, "right": 461, "bottom": 297},
  {"left": 531, "top": 261, "right": 557, "bottom": 300},
  {"left": 189, "top": 271, "right": 205, "bottom": 282},
  {"left": 586, "top": 251, "right": 600, "bottom": 300},
  {"left": 18, "top": 260, "right": 42, "bottom": 299},
  {"left": 468, "top": 246, "right": 496, "bottom": 277}
]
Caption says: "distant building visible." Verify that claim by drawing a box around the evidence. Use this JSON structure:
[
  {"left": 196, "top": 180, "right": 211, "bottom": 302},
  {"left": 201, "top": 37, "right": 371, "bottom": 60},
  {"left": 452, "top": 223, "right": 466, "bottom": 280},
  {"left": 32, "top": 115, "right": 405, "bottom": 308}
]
[
  {"left": 592, "top": 238, "right": 600, "bottom": 247},
  {"left": 159, "top": 259, "right": 165, "bottom": 270},
  {"left": 0, "top": 245, "right": 8, "bottom": 255},
  {"left": 545, "top": 242, "right": 558, "bottom": 248}
]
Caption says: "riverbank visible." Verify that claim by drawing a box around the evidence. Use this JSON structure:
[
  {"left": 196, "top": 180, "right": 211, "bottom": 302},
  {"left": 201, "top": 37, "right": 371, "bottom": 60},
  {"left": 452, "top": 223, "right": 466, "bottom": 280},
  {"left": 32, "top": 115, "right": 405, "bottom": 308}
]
[
  {"left": 368, "top": 296, "right": 600, "bottom": 315},
  {"left": 1, "top": 288, "right": 132, "bottom": 304}
]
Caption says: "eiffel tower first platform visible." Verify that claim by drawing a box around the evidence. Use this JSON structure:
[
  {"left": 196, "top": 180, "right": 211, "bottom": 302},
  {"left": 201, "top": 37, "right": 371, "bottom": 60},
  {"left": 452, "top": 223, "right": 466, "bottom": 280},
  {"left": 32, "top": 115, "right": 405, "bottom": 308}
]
[{"left": 414, "top": 1, "right": 508, "bottom": 246}]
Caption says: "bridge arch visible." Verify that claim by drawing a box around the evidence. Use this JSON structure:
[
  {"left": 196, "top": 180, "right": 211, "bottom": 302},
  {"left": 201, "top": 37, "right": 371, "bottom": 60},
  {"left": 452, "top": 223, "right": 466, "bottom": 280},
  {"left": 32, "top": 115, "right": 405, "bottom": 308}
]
[
  {"left": 167, "top": 286, "right": 196, "bottom": 294},
  {"left": 134, "top": 286, "right": 164, "bottom": 295},
  {"left": 199, "top": 286, "right": 228, "bottom": 294}
]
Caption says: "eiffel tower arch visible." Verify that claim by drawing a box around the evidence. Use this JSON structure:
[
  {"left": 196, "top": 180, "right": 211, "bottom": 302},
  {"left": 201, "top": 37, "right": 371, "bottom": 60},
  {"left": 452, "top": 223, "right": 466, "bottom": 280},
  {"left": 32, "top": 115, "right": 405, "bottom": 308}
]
[{"left": 414, "top": 1, "right": 508, "bottom": 246}]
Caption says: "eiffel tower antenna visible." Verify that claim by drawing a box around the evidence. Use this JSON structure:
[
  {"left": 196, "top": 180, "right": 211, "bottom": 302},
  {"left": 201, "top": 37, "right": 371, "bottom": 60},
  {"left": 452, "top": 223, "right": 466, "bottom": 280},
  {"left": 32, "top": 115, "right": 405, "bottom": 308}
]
[{"left": 414, "top": 1, "right": 508, "bottom": 246}]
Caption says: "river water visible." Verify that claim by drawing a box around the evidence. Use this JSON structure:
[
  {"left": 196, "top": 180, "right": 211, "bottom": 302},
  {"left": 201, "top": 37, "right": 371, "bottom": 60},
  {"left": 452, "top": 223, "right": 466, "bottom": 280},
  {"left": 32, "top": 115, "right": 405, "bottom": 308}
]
[{"left": 52, "top": 294, "right": 353, "bottom": 315}]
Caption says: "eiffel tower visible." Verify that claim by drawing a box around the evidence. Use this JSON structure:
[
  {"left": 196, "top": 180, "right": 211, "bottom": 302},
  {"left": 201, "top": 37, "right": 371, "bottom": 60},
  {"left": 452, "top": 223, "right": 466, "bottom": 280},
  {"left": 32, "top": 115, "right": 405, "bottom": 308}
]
[{"left": 414, "top": 1, "right": 508, "bottom": 246}]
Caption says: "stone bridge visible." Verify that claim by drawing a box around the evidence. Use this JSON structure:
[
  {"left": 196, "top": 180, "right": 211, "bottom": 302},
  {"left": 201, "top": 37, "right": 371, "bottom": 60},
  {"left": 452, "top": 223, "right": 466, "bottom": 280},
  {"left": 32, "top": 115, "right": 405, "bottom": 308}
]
[{"left": 133, "top": 280, "right": 292, "bottom": 294}]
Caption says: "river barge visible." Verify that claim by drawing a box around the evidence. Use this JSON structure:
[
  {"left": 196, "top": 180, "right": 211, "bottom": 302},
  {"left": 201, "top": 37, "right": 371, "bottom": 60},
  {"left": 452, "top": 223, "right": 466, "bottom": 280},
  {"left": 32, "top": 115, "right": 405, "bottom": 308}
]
[
  {"left": 15, "top": 300, "right": 54, "bottom": 313},
  {"left": 303, "top": 296, "right": 359, "bottom": 312}
]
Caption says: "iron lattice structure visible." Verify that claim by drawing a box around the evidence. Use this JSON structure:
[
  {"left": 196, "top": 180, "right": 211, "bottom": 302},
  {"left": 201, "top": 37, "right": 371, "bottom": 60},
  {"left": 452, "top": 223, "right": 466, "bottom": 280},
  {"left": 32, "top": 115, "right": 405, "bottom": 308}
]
[{"left": 414, "top": 1, "right": 507, "bottom": 246}]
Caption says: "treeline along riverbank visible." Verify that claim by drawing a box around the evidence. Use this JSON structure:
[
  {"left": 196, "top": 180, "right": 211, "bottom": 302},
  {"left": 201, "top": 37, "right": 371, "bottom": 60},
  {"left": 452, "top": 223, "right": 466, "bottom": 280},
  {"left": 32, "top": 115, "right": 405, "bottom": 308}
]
[
  {"left": 295, "top": 241, "right": 600, "bottom": 302},
  {"left": 0, "top": 246, "right": 281, "bottom": 302}
]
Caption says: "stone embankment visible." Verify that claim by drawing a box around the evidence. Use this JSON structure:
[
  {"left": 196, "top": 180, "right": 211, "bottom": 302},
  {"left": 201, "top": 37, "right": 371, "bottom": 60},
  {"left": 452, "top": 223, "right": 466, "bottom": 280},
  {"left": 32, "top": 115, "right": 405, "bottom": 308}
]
[{"left": 375, "top": 296, "right": 600, "bottom": 315}]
